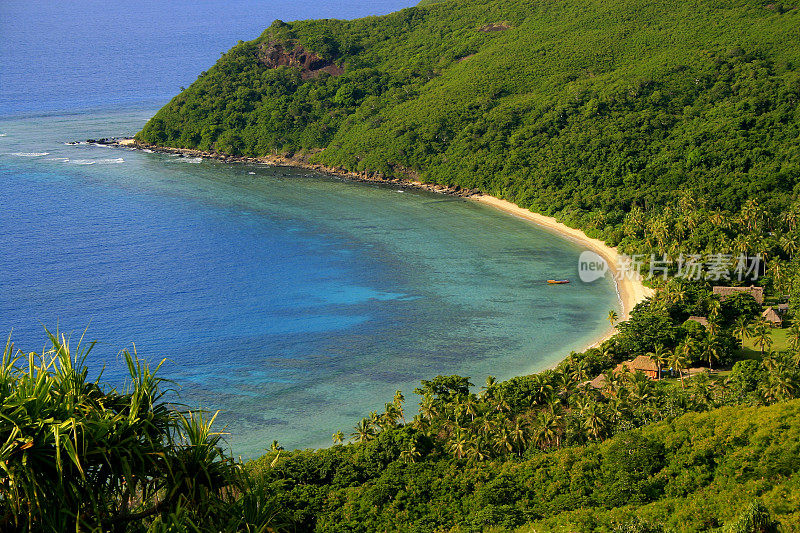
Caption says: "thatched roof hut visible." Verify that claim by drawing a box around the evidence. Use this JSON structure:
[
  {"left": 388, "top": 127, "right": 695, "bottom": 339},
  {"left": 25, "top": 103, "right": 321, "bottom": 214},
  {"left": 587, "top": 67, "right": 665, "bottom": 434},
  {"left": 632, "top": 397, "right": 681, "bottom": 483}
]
[
  {"left": 712, "top": 285, "right": 764, "bottom": 305},
  {"left": 615, "top": 355, "right": 659, "bottom": 380},
  {"left": 687, "top": 316, "right": 710, "bottom": 328},
  {"left": 762, "top": 307, "right": 783, "bottom": 327}
]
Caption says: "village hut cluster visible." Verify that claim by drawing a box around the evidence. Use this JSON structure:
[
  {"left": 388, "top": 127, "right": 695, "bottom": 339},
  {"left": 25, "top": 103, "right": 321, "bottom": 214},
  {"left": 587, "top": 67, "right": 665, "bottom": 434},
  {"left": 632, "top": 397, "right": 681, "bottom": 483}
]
[{"left": 588, "top": 285, "right": 788, "bottom": 389}]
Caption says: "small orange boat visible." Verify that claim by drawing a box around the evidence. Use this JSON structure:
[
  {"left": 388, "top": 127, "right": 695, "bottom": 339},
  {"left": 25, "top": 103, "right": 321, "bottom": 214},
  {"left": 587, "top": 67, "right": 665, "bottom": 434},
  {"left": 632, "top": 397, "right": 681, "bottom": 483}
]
[{"left": 547, "top": 279, "right": 570, "bottom": 284}]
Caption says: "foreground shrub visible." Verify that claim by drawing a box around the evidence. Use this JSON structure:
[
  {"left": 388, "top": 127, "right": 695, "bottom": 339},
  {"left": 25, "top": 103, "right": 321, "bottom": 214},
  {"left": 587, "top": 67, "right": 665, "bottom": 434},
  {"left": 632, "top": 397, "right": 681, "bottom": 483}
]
[{"left": 0, "top": 331, "right": 286, "bottom": 532}]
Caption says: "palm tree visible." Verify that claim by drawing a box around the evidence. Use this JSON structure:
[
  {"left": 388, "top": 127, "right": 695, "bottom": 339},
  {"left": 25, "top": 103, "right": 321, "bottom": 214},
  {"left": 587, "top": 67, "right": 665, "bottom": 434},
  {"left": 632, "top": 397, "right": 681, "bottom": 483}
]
[
  {"left": 482, "top": 375, "right": 497, "bottom": 396},
  {"left": 494, "top": 425, "right": 514, "bottom": 455},
  {"left": 670, "top": 347, "right": 690, "bottom": 388},
  {"left": 607, "top": 395, "right": 629, "bottom": 426},
  {"left": 570, "top": 357, "right": 589, "bottom": 382},
  {"left": 733, "top": 315, "right": 752, "bottom": 345},
  {"left": 494, "top": 390, "right": 510, "bottom": 413},
  {"left": 608, "top": 309, "right": 619, "bottom": 328},
  {"left": 448, "top": 429, "right": 469, "bottom": 459},
  {"left": 467, "top": 436, "right": 492, "bottom": 462},
  {"left": 646, "top": 344, "right": 670, "bottom": 380},
  {"left": 510, "top": 420, "right": 529, "bottom": 455},
  {"left": 782, "top": 203, "right": 800, "bottom": 232},
  {"left": 690, "top": 373, "right": 714, "bottom": 410},
  {"left": 393, "top": 390, "right": 406, "bottom": 423},
  {"left": 452, "top": 399, "right": 466, "bottom": 425},
  {"left": 332, "top": 430, "right": 344, "bottom": 445},
  {"left": 530, "top": 374, "right": 554, "bottom": 407},
  {"left": 761, "top": 354, "right": 798, "bottom": 403},
  {"left": 572, "top": 395, "right": 592, "bottom": 416},
  {"left": 707, "top": 316, "right": 720, "bottom": 338},
  {"left": 382, "top": 403, "right": 401, "bottom": 429},
  {"left": 351, "top": 418, "right": 376, "bottom": 443},
  {"left": 603, "top": 368, "right": 624, "bottom": 397},
  {"left": 751, "top": 318, "right": 773, "bottom": 357},
  {"left": 664, "top": 281, "right": 687, "bottom": 306},
  {"left": 707, "top": 299, "right": 721, "bottom": 321},
  {"left": 583, "top": 402, "right": 607, "bottom": 441},
  {"left": 533, "top": 410, "right": 560, "bottom": 449},
  {"left": 462, "top": 394, "right": 479, "bottom": 422},
  {"left": 412, "top": 414, "right": 430, "bottom": 434},
  {"left": 626, "top": 373, "right": 654, "bottom": 408},
  {"left": 393, "top": 390, "right": 404, "bottom": 405},
  {"left": 780, "top": 233, "right": 799, "bottom": 256},
  {"left": 702, "top": 335, "right": 723, "bottom": 371},
  {"left": 400, "top": 438, "right": 422, "bottom": 464},
  {"left": 740, "top": 198, "right": 761, "bottom": 232},
  {"left": 762, "top": 352, "right": 780, "bottom": 375},
  {"left": 787, "top": 322, "right": 800, "bottom": 358},
  {"left": 599, "top": 341, "right": 617, "bottom": 362},
  {"left": 369, "top": 410, "right": 381, "bottom": 428},
  {"left": 420, "top": 393, "right": 438, "bottom": 421},
  {"left": 478, "top": 415, "right": 497, "bottom": 437},
  {"left": 769, "top": 262, "right": 783, "bottom": 293},
  {"left": 554, "top": 368, "right": 576, "bottom": 397}
]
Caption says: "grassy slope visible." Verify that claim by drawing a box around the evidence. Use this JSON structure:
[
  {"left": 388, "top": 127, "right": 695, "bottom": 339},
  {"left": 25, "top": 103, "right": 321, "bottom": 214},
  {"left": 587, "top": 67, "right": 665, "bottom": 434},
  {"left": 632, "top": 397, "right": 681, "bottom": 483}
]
[
  {"left": 137, "top": 0, "right": 800, "bottom": 247},
  {"left": 725, "top": 328, "right": 791, "bottom": 364}
]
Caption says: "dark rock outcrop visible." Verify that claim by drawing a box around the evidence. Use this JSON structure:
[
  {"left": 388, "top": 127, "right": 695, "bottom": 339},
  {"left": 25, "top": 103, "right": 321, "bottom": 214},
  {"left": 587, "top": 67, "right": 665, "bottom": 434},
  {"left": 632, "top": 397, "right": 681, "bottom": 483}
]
[{"left": 259, "top": 41, "right": 344, "bottom": 80}]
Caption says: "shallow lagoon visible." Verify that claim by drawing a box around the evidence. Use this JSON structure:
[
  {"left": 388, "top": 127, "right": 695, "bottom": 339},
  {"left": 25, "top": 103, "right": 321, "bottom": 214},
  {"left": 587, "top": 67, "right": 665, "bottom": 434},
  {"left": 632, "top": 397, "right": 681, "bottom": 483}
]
[{"left": 0, "top": 110, "right": 618, "bottom": 455}]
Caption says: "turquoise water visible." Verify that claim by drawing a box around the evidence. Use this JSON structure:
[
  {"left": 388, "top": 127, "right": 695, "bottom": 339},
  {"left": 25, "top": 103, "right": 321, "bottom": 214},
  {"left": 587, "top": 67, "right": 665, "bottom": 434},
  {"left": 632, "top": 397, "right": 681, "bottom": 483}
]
[
  {"left": 0, "top": 0, "right": 619, "bottom": 456},
  {"left": 0, "top": 110, "right": 618, "bottom": 455}
]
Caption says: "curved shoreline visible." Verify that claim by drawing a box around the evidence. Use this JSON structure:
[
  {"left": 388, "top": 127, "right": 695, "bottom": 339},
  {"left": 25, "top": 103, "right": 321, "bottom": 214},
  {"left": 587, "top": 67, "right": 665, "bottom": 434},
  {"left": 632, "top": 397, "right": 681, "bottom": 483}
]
[
  {"left": 470, "top": 195, "right": 654, "bottom": 322},
  {"left": 114, "top": 139, "right": 653, "bottom": 341}
]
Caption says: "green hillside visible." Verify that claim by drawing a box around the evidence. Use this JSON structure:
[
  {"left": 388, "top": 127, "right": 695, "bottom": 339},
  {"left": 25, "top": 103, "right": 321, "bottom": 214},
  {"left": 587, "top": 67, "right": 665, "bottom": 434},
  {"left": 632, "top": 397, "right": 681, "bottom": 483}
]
[
  {"left": 138, "top": 0, "right": 800, "bottom": 276},
  {"left": 250, "top": 399, "right": 800, "bottom": 531},
  {"left": 8, "top": 330, "right": 800, "bottom": 531}
]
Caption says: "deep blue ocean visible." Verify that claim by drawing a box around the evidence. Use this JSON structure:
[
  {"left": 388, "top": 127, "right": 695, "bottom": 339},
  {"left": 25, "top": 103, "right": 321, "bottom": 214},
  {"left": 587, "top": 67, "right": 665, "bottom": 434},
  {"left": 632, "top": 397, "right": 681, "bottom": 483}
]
[{"left": 0, "top": 0, "right": 618, "bottom": 455}]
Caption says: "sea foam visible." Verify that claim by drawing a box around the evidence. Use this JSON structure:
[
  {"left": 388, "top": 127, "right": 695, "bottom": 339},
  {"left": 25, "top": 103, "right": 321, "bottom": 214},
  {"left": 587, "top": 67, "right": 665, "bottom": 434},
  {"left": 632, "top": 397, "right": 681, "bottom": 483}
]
[
  {"left": 69, "top": 158, "right": 124, "bottom": 165},
  {"left": 11, "top": 152, "right": 49, "bottom": 157},
  {"left": 167, "top": 157, "right": 202, "bottom": 163}
]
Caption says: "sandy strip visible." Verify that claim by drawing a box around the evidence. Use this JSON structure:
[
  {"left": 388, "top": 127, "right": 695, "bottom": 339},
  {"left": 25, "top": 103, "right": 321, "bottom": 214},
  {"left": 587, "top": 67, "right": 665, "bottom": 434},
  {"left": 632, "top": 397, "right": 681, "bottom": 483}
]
[{"left": 470, "top": 194, "right": 653, "bottom": 322}]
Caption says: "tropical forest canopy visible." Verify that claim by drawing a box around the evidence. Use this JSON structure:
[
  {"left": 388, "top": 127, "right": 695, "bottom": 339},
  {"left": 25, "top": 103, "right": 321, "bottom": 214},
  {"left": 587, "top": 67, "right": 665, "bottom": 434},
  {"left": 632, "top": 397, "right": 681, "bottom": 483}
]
[
  {"left": 40, "top": 0, "right": 800, "bottom": 529},
  {"left": 138, "top": 0, "right": 800, "bottom": 284}
]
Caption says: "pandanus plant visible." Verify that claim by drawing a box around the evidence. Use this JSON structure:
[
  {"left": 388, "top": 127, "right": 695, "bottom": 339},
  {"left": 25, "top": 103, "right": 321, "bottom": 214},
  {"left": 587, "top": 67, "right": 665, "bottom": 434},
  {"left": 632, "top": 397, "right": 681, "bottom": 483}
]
[{"left": 0, "top": 330, "right": 287, "bottom": 532}]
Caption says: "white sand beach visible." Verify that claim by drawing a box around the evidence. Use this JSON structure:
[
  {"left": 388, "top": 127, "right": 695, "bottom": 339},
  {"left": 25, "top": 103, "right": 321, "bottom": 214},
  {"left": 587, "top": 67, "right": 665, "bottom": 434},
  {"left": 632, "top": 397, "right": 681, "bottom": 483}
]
[{"left": 471, "top": 194, "right": 654, "bottom": 322}]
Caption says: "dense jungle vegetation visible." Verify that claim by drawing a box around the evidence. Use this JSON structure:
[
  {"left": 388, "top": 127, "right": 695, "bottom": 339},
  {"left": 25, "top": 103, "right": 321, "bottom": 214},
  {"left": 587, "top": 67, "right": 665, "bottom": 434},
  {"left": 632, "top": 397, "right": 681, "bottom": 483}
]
[
  {"left": 5, "top": 281, "right": 800, "bottom": 530},
  {"left": 248, "top": 280, "right": 800, "bottom": 532},
  {"left": 15, "top": 0, "right": 800, "bottom": 529},
  {"left": 137, "top": 0, "right": 800, "bottom": 292}
]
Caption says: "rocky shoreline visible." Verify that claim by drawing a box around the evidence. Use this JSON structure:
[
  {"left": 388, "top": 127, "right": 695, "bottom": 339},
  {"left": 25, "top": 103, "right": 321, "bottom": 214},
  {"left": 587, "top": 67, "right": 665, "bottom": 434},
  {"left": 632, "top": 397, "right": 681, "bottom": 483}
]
[{"left": 103, "top": 138, "right": 483, "bottom": 199}]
